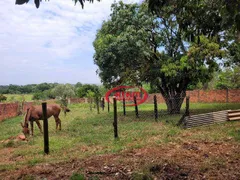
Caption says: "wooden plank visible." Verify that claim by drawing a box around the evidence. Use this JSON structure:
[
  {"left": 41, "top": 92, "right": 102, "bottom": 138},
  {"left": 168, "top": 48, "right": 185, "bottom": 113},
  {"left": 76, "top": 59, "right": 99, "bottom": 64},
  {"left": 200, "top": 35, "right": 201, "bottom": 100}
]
[
  {"left": 187, "top": 115, "right": 226, "bottom": 120},
  {"left": 186, "top": 121, "right": 225, "bottom": 128},
  {"left": 228, "top": 109, "right": 240, "bottom": 113},
  {"left": 186, "top": 118, "right": 226, "bottom": 125},
  {"left": 185, "top": 110, "right": 228, "bottom": 128},
  {"left": 228, "top": 117, "right": 240, "bottom": 121},
  {"left": 227, "top": 109, "right": 240, "bottom": 121},
  {"left": 187, "top": 118, "right": 226, "bottom": 124},
  {"left": 228, "top": 112, "right": 240, "bottom": 117},
  {"left": 188, "top": 111, "right": 226, "bottom": 118},
  {"left": 187, "top": 114, "right": 227, "bottom": 122}
]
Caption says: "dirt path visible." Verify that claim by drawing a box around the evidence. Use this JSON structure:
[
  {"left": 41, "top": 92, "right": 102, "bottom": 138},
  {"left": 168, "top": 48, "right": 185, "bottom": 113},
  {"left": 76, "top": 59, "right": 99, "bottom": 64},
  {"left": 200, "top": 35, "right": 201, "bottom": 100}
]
[{"left": 1, "top": 141, "right": 240, "bottom": 180}]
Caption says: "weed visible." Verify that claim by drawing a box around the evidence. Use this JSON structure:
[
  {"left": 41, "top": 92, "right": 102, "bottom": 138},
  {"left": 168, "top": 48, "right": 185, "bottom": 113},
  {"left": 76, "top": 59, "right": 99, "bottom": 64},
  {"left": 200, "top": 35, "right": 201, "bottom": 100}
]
[
  {"left": 27, "top": 158, "right": 41, "bottom": 167},
  {"left": 89, "top": 176, "right": 100, "bottom": 180},
  {"left": 70, "top": 173, "right": 85, "bottom": 180},
  {"left": 22, "top": 175, "right": 35, "bottom": 180},
  {"left": 131, "top": 172, "right": 153, "bottom": 180},
  {"left": 229, "top": 129, "right": 240, "bottom": 141},
  {"left": 3, "top": 140, "right": 14, "bottom": 148}
]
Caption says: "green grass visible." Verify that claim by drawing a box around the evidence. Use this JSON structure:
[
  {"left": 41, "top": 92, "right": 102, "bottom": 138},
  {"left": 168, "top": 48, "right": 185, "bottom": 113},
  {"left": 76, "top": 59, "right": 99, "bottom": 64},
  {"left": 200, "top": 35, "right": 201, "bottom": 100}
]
[
  {"left": 70, "top": 173, "right": 85, "bottom": 180},
  {"left": 0, "top": 102, "right": 239, "bottom": 171},
  {"left": 3, "top": 94, "right": 33, "bottom": 102}
]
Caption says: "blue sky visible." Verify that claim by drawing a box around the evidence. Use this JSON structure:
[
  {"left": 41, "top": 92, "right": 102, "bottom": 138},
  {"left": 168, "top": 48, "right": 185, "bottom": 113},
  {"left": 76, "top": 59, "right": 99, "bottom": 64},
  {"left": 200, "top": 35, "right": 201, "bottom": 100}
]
[{"left": 0, "top": 0, "right": 139, "bottom": 85}]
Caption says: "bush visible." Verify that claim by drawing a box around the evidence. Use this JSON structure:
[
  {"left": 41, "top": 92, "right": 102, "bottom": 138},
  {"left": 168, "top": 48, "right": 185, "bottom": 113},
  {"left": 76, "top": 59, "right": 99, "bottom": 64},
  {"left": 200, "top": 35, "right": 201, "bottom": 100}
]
[
  {"left": 32, "top": 92, "right": 46, "bottom": 100},
  {"left": 0, "top": 94, "right": 7, "bottom": 102}
]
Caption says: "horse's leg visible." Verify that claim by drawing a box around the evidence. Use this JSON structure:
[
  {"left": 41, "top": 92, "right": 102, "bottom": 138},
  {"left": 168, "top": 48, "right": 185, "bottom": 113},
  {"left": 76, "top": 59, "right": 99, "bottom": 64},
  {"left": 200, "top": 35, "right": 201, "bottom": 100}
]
[
  {"left": 59, "top": 118, "right": 61, "bottom": 130},
  {"left": 35, "top": 120, "right": 43, "bottom": 133},
  {"left": 30, "top": 121, "right": 34, "bottom": 136},
  {"left": 54, "top": 115, "right": 61, "bottom": 131}
]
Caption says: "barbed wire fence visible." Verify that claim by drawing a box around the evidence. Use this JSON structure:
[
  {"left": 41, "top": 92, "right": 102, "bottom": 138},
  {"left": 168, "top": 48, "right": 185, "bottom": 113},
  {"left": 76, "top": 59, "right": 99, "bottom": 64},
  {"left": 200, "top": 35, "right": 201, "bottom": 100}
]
[
  {"left": 86, "top": 94, "right": 239, "bottom": 139},
  {"left": 109, "top": 95, "right": 188, "bottom": 125}
]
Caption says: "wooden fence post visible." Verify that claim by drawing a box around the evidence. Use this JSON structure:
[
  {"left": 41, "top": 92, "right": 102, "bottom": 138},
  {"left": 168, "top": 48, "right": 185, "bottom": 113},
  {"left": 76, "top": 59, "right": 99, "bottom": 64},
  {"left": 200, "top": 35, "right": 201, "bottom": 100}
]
[
  {"left": 89, "top": 98, "right": 93, "bottom": 111},
  {"left": 96, "top": 96, "right": 100, "bottom": 114},
  {"left": 154, "top": 95, "right": 158, "bottom": 121},
  {"left": 177, "top": 96, "right": 190, "bottom": 127},
  {"left": 186, "top": 96, "right": 190, "bottom": 116},
  {"left": 101, "top": 97, "right": 105, "bottom": 111},
  {"left": 134, "top": 96, "right": 139, "bottom": 118},
  {"left": 226, "top": 89, "right": 229, "bottom": 103},
  {"left": 113, "top": 97, "right": 118, "bottom": 138},
  {"left": 108, "top": 97, "right": 110, "bottom": 112},
  {"left": 123, "top": 97, "right": 126, "bottom": 116},
  {"left": 42, "top": 102, "right": 49, "bottom": 154}
]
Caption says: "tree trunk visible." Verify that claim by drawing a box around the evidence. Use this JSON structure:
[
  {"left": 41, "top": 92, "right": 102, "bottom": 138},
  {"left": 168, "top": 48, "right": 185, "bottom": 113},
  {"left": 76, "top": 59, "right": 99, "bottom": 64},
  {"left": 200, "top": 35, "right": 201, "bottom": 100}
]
[
  {"left": 237, "top": 30, "right": 240, "bottom": 42},
  {"left": 163, "top": 95, "right": 186, "bottom": 114},
  {"left": 155, "top": 75, "right": 189, "bottom": 114},
  {"left": 161, "top": 90, "right": 186, "bottom": 114},
  {"left": 89, "top": 98, "right": 93, "bottom": 111}
]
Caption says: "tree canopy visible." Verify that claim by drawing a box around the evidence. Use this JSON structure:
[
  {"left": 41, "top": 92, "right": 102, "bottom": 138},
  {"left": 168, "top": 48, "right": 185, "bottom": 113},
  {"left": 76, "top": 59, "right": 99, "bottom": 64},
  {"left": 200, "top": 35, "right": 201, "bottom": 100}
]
[
  {"left": 148, "top": 0, "right": 240, "bottom": 66},
  {"left": 0, "top": 83, "right": 104, "bottom": 102},
  {"left": 15, "top": 0, "right": 99, "bottom": 9},
  {"left": 93, "top": 1, "right": 225, "bottom": 113},
  {"left": 215, "top": 66, "right": 240, "bottom": 89},
  {"left": 76, "top": 84, "right": 101, "bottom": 98}
]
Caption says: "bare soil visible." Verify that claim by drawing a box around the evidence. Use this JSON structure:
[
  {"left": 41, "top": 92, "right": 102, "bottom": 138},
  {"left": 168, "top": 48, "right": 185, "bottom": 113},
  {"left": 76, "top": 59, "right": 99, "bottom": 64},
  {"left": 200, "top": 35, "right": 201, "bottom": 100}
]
[{"left": 0, "top": 140, "right": 239, "bottom": 180}]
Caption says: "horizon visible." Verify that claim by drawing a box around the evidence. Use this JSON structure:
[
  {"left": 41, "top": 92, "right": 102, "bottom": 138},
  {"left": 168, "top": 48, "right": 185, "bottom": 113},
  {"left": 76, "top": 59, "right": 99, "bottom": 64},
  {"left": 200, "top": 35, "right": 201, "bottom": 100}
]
[{"left": 0, "top": 82, "right": 102, "bottom": 86}]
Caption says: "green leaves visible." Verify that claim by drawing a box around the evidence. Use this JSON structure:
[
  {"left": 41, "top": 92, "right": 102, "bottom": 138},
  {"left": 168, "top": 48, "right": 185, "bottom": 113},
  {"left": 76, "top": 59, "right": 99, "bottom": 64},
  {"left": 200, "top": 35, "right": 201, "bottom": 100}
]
[
  {"left": 227, "top": 42, "right": 240, "bottom": 65},
  {"left": 52, "top": 84, "right": 75, "bottom": 99},
  {"left": 0, "top": 94, "right": 7, "bottom": 102},
  {"left": 93, "top": 2, "right": 156, "bottom": 87},
  {"left": 76, "top": 84, "right": 100, "bottom": 98},
  {"left": 216, "top": 66, "right": 240, "bottom": 89}
]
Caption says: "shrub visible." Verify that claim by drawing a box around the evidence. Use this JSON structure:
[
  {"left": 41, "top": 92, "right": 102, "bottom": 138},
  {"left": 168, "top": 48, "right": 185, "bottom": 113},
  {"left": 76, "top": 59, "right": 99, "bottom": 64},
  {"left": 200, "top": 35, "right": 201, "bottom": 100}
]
[{"left": 0, "top": 94, "right": 7, "bottom": 102}]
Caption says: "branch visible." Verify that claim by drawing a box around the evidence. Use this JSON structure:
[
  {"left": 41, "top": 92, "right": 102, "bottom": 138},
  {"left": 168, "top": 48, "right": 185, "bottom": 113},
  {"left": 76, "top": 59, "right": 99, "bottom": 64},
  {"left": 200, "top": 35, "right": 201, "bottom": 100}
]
[{"left": 15, "top": 0, "right": 99, "bottom": 9}]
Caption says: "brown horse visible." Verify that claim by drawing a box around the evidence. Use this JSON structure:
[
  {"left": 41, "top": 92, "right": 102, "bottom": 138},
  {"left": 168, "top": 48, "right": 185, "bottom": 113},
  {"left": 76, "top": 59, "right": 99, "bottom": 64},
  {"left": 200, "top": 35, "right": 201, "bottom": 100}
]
[{"left": 21, "top": 104, "right": 70, "bottom": 136}]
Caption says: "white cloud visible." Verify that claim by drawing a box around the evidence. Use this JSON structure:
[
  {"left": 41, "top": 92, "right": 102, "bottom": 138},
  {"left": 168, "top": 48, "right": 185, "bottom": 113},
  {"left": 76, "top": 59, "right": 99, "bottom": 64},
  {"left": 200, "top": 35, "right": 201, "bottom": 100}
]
[{"left": 0, "top": 0, "right": 139, "bottom": 85}]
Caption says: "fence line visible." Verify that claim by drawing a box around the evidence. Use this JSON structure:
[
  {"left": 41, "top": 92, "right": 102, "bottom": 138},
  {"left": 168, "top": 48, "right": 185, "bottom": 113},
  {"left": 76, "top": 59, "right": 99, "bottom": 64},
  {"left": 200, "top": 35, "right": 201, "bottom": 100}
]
[
  {"left": 1, "top": 89, "right": 240, "bottom": 122},
  {"left": 146, "top": 89, "right": 240, "bottom": 104}
]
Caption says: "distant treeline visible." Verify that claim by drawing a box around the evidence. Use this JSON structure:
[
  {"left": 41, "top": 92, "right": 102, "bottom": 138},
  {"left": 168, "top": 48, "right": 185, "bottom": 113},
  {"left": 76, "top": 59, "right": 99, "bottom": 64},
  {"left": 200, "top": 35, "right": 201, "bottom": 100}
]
[
  {"left": 0, "top": 82, "right": 107, "bottom": 102},
  {"left": 0, "top": 83, "right": 59, "bottom": 94}
]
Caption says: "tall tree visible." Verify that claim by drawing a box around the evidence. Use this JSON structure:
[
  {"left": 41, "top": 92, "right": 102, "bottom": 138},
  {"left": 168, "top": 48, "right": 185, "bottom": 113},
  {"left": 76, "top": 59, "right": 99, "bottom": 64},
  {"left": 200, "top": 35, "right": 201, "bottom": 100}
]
[
  {"left": 94, "top": 2, "right": 157, "bottom": 87},
  {"left": 52, "top": 84, "right": 75, "bottom": 106},
  {"left": 94, "top": 2, "right": 224, "bottom": 113},
  {"left": 15, "top": 0, "right": 99, "bottom": 9}
]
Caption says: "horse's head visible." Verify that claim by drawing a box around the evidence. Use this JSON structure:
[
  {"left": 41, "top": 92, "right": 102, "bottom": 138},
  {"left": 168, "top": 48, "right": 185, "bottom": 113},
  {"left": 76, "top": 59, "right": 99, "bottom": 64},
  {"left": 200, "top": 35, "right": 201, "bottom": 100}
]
[
  {"left": 21, "top": 122, "right": 30, "bottom": 135},
  {"left": 21, "top": 108, "right": 31, "bottom": 136}
]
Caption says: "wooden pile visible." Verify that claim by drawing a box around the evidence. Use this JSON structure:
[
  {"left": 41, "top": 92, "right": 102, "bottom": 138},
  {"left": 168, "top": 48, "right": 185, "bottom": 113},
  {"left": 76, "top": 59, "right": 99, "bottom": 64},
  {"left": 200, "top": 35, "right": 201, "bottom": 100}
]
[
  {"left": 228, "top": 109, "right": 240, "bottom": 121},
  {"left": 184, "top": 109, "right": 240, "bottom": 128},
  {"left": 184, "top": 110, "right": 228, "bottom": 128}
]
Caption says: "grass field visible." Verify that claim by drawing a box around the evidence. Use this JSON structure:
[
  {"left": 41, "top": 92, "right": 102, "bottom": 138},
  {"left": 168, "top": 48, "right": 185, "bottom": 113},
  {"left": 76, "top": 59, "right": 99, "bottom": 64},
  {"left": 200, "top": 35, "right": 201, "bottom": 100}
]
[
  {"left": 3, "top": 94, "right": 33, "bottom": 102},
  {"left": 0, "top": 103, "right": 240, "bottom": 179}
]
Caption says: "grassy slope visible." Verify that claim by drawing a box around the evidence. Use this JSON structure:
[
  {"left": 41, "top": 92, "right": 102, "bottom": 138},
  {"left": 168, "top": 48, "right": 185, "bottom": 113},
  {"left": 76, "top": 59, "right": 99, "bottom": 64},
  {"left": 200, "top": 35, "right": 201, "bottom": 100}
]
[{"left": 0, "top": 103, "right": 239, "bottom": 171}]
